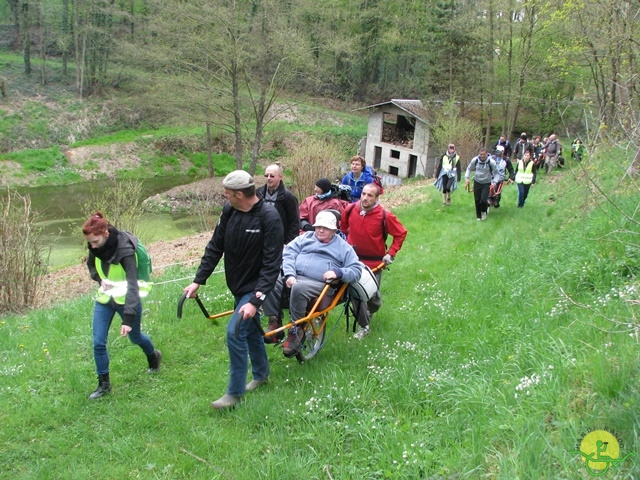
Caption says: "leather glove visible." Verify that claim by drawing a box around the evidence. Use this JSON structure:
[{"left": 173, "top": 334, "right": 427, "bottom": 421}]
[{"left": 383, "top": 254, "right": 394, "bottom": 265}]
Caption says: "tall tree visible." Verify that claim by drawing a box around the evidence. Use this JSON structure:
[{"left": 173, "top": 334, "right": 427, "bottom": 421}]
[{"left": 134, "top": 0, "right": 311, "bottom": 174}]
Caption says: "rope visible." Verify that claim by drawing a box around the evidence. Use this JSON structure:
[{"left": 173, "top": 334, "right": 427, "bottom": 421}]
[
  {"left": 320, "top": 300, "right": 348, "bottom": 345},
  {"left": 153, "top": 258, "right": 201, "bottom": 269},
  {"left": 151, "top": 268, "right": 226, "bottom": 286}
]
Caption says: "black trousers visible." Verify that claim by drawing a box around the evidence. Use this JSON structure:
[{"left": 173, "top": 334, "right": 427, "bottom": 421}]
[{"left": 473, "top": 181, "right": 491, "bottom": 218}]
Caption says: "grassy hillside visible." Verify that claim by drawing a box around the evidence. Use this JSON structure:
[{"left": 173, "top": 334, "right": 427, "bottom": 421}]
[
  {"left": 0, "top": 49, "right": 368, "bottom": 188},
  {"left": 1, "top": 153, "right": 639, "bottom": 478}
]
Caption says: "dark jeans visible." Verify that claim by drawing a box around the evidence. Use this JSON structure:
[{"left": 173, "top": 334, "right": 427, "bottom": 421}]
[
  {"left": 92, "top": 300, "right": 155, "bottom": 375},
  {"left": 473, "top": 181, "right": 491, "bottom": 218},
  {"left": 441, "top": 175, "right": 455, "bottom": 194},
  {"left": 517, "top": 183, "right": 532, "bottom": 207},
  {"left": 225, "top": 292, "right": 269, "bottom": 396}
]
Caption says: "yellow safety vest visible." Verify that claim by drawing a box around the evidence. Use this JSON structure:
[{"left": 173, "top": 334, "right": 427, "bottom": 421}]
[
  {"left": 441, "top": 154, "right": 459, "bottom": 171},
  {"left": 516, "top": 160, "right": 534, "bottom": 184},
  {"left": 94, "top": 257, "right": 152, "bottom": 304}
]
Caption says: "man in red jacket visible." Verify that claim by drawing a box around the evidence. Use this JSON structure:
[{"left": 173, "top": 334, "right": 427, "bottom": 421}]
[{"left": 341, "top": 184, "right": 407, "bottom": 339}]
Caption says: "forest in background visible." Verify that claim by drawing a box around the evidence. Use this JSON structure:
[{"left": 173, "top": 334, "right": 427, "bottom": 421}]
[{"left": 0, "top": 0, "right": 638, "bottom": 172}]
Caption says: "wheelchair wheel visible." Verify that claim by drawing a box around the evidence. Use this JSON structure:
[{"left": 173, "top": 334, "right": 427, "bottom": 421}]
[{"left": 297, "top": 313, "right": 327, "bottom": 362}]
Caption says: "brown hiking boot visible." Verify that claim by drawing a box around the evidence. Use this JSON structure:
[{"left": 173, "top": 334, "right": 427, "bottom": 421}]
[
  {"left": 264, "top": 316, "right": 284, "bottom": 344},
  {"left": 282, "top": 327, "right": 304, "bottom": 357}
]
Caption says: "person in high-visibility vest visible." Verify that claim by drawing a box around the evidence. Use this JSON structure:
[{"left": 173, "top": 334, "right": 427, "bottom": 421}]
[
  {"left": 434, "top": 143, "right": 462, "bottom": 206},
  {"left": 83, "top": 212, "right": 161, "bottom": 400},
  {"left": 514, "top": 150, "right": 536, "bottom": 208}
]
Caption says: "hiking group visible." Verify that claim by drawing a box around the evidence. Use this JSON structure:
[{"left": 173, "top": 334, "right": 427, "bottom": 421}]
[
  {"left": 437, "top": 132, "right": 574, "bottom": 220},
  {"left": 83, "top": 157, "right": 406, "bottom": 410}
]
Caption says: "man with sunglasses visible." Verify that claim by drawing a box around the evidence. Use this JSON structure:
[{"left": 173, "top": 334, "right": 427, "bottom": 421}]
[{"left": 257, "top": 164, "right": 299, "bottom": 244}]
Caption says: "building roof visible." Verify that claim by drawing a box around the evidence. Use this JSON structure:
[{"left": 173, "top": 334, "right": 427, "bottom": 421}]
[{"left": 356, "top": 99, "right": 429, "bottom": 124}]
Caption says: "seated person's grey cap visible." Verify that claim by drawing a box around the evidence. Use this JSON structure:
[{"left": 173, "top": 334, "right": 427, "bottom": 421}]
[
  {"left": 223, "top": 170, "right": 254, "bottom": 190},
  {"left": 312, "top": 210, "right": 338, "bottom": 230}
]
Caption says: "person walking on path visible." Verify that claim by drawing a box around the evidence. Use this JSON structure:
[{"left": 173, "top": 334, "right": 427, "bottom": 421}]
[
  {"left": 82, "top": 212, "right": 161, "bottom": 400},
  {"left": 543, "top": 134, "right": 562, "bottom": 173},
  {"left": 341, "top": 155, "right": 374, "bottom": 202},
  {"left": 513, "top": 133, "right": 534, "bottom": 161},
  {"left": 184, "top": 170, "right": 283, "bottom": 410},
  {"left": 341, "top": 184, "right": 407, "bottom": 339},
  {"left": 488, "top": 145, "right": 515, "bottom": 209},
  {"left": 256, "top": 164, "right": 299, "bottom": 244},
  {"left": 434, "top": 143, "right": 461, "bottom": 206},
  {"left": 465, "top": 148, "right": 500, "bottom": 221},
  {"left": 298, "top": 177, "right": 348, "bottom": 233},
  {"left": 493, "top": 134, "right": 512, "bottom": 159},
  {"left": 514, "top": 150, "right": 536, "bottom": 208}
]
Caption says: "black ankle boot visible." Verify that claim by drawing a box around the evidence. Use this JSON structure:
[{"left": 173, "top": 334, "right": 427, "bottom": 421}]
[
  {"left": 147, "top": 349, "right": 162, "bottom": 374},
  {"left": 89, "top": 373, "right": 111, "bottom": 399}
]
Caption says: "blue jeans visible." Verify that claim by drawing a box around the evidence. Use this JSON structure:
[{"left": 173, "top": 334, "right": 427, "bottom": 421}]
[
  {"left": 225, "top": 292, "right": 270, "bottom": 397},
  {"left": 92, "top": 300, "right": 155, "bottom": 375},
  {"left": 517, "top": 183, "right": 532, "bottom": 207}
]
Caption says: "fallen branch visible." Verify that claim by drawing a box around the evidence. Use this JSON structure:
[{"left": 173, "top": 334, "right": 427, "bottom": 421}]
[{"left": 180, "top": 447, "right": 235, "bottom": 480}]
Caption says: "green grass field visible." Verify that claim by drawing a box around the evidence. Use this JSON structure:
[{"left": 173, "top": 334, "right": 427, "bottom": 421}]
[{"left": 1, "top": 152, "right": 639, "bottom": 479}]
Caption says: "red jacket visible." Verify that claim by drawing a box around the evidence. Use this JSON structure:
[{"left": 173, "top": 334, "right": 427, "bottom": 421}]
[
  {"left": 299, "top": 195, "right": 348, "bottom": 233},
  {"left": 341, "top": 202, "right": 407, "bottom": 269}
]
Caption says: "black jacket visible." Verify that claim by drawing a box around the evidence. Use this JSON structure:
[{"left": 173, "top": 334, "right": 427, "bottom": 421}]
[
  {"left": 256, "top": 181, "right": 299, "bottom": 244},
  {"left": 194, "top": 199, "right": 283, "bottom": 308},
  {"left": 86, "top": 228, "right": 141, "bottom": 326},
  {"left": 513, "top": 140, "right": 534, "bottom": 160}
]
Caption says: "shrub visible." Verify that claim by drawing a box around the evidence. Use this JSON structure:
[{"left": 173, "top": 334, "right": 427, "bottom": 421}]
[
  {"left": 286, "top": 137, "right": 343, "bottom": 200},
  {"left": 0, "top": 190, "right": 49, "bottom": 313},
  {"left": 81, "top": 179, "right": 147, "bottom": 239}
]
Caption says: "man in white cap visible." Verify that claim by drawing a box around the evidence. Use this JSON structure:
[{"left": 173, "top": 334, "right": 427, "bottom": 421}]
[
  {"left": 184, "top": 170, "right": 283, "bottom": 409},
  {"left": 262, "top": 210, "right": 361, "bottom": 357}
]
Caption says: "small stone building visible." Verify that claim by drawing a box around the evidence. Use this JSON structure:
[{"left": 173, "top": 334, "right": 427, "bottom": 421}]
[{"left": 358, "top": 99, "right": 431, "bottom": 182}]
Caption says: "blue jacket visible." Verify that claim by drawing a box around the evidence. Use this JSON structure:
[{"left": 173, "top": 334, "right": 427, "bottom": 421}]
[
  {"left": 341, "top": 169, "right": 374, "bottom": 202},
  {"left": 282, "top": 231, "right": 361, "bottom": 284}
]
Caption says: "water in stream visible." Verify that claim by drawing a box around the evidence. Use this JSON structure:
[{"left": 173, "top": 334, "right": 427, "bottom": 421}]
[{"left": 8, "top": 175, "right": 203, "bottom": 269}]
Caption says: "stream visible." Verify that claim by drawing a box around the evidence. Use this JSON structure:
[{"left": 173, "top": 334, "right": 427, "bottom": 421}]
[{"left": 8, "top": 175, "right": 202, "bottom": 269}]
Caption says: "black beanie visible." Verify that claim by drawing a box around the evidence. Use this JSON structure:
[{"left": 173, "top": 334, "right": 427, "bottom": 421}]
[{"left": 315, "top": 178, "right": 332, "bottom": 194}]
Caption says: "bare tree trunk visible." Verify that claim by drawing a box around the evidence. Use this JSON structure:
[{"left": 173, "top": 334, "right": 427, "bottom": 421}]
[
  {"left": 37, "top": 0, "right": 46, "bottom": 85},
  {"left": 21, "top": 1, "right": 31, "bottom": 75},
  {"left": 249, "top": 86, "right": 267, "bottom": 175},
  {"left": 7, "top": 0, "right": 21, "bottom": 50},
  {"left": 484, "top": 0, "right": 495, "bottom": 147},
  {"left": 231, "top": 57, "right": 244, "bottom": 170},
  {"left": 206, "top": 122, "right": 214, "bottom": 177},
  {"left": 61, "top": 0, "right": 69, "bottom": 76}
]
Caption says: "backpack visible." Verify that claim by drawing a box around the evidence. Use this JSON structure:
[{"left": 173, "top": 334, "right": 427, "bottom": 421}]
[
  {"left": 94, "top": 233, "right": 152, "bottom": 282},
  {"left": 330, "top": 184, "right": 352, "bottom": 202},
  {"left": 135, "top": 240, "right": 153, "bottom": 282},
  {"left": 364, "top": 165, "right": 384, "bottom": 195}
]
